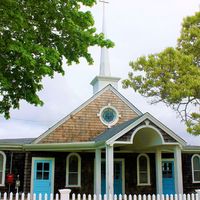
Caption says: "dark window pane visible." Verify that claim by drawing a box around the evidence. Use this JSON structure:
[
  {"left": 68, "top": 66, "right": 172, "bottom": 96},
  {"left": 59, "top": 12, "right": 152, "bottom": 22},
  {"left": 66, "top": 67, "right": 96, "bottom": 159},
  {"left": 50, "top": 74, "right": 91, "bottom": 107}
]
[
  {"left": 69, "top": 173, "right": 78, "bottom": 185},
  {"left": 43, "top": 172, "right": 49, "bottom": 180},
  {"left": 194, "top": 171, "right": 200, "bottom": 181},
  {"left": 139, "top": 156, "right": 147, "bottom": 171},
  {"left": 69, "top": 156, "right": 78, "bottom": 172},
  {"left": 37, "top": 163, "right": 43, "bottom": 171},
  {"left": 140, "top": 172, "right": 148, "bottom": 183},
  {"left": 193, "top": 156, "right": 200, "bottom": 170},
  {"left": 162, "top": 162, "right": 172, "bottom": 178},
  {"left": 0, "top": 172, "right": 2, "bottom": 183},
  {"left": 36, "top": 172, "right": 42, "bottom": 180},
  {"left": 44, "top": 163, "right": 49, "bottom": 171},
  {"left": 102, "top": 108, "right": 116, "bottom": 123},
  {"left": 138, "top": 156, "right": 149, "bottom": 184}
]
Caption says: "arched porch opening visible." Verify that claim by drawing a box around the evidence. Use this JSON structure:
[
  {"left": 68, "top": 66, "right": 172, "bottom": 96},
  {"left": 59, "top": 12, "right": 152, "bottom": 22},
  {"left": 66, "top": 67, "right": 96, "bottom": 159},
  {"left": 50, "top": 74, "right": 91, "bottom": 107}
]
[{"left": 131, "top": 126, "right": 164, "bottom": 149}]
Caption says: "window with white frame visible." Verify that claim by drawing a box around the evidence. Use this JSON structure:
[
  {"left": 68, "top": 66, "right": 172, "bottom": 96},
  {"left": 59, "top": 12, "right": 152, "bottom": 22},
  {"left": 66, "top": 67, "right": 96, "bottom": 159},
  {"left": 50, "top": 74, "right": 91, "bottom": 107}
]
[
  {"left": 66, "top": 153, "right": 81, "bottom": 187},
  {"left": 0, "top": 151, "right": 6, "bottom": 186},
  {"left": 192, "top": 154, "right": 200, "bottom": 183},
  {"left": 137, "top": 154, "right": 150, "bottom": 185}
]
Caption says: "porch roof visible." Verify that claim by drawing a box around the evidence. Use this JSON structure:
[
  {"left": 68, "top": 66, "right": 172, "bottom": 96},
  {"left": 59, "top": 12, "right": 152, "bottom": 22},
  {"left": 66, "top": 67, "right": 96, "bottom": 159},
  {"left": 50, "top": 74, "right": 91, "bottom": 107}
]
[
  {"left": 94, "top": 115, "right": 143, "bottom": 143},
  {"left": 183, "top": 145, "right": 200, "bottom": 152},
  {"left": 0, "top": 138, "right": 36, "bottom": 144}
]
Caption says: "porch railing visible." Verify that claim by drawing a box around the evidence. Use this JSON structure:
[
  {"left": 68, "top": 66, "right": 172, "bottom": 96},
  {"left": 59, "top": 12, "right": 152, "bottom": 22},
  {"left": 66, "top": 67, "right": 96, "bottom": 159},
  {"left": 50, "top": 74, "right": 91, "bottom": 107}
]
[{"left": 0, "top": 191, "right": 200, "bottom": 200}]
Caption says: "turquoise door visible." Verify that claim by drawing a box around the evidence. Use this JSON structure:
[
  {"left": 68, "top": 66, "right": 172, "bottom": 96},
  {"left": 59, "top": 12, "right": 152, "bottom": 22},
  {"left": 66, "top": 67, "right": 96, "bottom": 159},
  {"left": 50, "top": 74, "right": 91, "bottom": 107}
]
[
  {"left": 114, "top": 161, "right": 123, "bottom": 195},
  {"left": 101, "top": 160, "right": 123, "bottom": 195},
  {"left": 33, "top": 159, "right": 53, "bottom": 197},
  {"left": 162, "top": 161, "right": 175, "bottom": 195}
]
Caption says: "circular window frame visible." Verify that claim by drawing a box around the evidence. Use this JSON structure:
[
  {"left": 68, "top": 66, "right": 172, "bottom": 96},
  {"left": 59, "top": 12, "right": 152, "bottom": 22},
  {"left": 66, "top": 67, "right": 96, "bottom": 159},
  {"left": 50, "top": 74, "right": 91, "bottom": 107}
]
[{"left": 98, "top": 104, "right": 120, "bottom": 128}]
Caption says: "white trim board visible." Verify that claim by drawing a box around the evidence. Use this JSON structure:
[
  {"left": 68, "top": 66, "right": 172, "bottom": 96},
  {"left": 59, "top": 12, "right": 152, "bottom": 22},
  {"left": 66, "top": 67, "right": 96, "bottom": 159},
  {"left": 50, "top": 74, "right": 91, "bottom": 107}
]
[{"left": 0, "top": 151, "right": 6, "bottom": 186}]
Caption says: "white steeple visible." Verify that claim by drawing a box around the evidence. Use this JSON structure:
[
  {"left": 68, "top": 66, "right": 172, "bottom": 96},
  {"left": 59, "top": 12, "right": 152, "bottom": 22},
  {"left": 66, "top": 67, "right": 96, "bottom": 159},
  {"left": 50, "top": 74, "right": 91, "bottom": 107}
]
[
  {"left": 90, "top": 0, "right": 120, "bottom": 94},
  {"left": 99, "top": 1, "right": 111, "bottom": 76}
]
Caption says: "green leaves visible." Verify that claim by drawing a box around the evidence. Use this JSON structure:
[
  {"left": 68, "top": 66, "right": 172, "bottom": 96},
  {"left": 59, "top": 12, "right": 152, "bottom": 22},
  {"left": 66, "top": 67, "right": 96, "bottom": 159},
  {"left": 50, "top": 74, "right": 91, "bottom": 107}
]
[
  {"left": 0, "top": 0, "right": 114, "bottom": 118},
  {"left": 123, "top": 11, "right": 200, "bottom": 135}
]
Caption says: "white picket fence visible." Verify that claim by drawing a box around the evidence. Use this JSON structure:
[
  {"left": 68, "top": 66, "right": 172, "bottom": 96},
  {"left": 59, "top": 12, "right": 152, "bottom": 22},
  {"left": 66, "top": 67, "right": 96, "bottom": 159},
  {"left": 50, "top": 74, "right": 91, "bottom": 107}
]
[{"left": 0, "top": 192, "right": 200, "bottom": 200}]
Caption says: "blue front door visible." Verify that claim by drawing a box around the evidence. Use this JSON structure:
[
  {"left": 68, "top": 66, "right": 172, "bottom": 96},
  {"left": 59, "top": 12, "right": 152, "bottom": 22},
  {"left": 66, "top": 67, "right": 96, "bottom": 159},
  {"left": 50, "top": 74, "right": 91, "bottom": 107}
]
[
  {"left": 101, "top": 160, "right": 123, "bottom": 195},
  {"left": 162, "top": 160, "right": 175, "bottom": 195},
  {"left": 33, "top": 159, "right": 53, "bottom": 197}
]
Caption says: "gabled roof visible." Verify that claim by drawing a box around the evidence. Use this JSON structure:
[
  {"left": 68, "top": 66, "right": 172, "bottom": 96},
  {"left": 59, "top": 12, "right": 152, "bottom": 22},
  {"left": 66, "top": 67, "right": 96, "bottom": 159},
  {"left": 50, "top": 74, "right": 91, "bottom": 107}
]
[
  {"left": 95, "top": 112, "right": 187, "bottom": 146},
  {"left": 32, "top": 84, "right": 142, "bottom": 144},
  {"left": 94, "top": 115, "right": 143, "bottom": 143},
  {"left": 0, "top": 138, "right": 36, "bottom": 151},
  {"left": 0, "top": 138, "right": 35, "bottom": 144}
]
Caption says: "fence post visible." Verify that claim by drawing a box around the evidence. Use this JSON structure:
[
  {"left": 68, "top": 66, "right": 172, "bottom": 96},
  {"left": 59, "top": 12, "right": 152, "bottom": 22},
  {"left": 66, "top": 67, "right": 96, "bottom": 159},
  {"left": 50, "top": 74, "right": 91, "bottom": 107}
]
[
  {"left": 59, "top": 189, "right": 71, "bottom": 200},
  {"left": 195, "top": 190, "right": 200, "bottom": 200}
]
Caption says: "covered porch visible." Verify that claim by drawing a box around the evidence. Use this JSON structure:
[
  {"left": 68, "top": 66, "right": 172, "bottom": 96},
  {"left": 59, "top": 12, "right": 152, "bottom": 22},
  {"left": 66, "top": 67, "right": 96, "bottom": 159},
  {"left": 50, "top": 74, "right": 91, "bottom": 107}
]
[{"left": 94, "top": 116, "right": 184, "bottom": 195}]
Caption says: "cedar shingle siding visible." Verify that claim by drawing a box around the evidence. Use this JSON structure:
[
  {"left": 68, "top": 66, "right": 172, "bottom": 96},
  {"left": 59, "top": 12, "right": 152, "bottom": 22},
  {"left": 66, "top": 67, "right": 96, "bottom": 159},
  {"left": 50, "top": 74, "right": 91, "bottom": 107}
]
[{"left": 40, "top": 89, "right": 138, "bottom": 143}]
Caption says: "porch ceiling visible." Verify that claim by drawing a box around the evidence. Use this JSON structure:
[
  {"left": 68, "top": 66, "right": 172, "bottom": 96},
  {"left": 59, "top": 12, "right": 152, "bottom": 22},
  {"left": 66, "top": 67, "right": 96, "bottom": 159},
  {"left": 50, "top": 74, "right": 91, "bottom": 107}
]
[{"left": 115, "top": 127, "right": 164, "bottom": 151}]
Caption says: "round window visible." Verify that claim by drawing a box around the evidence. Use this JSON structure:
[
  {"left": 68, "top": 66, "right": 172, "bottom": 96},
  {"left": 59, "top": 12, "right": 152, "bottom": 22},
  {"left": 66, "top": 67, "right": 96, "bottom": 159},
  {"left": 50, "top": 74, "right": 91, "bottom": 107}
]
[
  {"left": 98, "top": 105, "right": 120, "bottom": 127},
  {"left": 102, "top": 107, "right": 117, "bottom": 124}
]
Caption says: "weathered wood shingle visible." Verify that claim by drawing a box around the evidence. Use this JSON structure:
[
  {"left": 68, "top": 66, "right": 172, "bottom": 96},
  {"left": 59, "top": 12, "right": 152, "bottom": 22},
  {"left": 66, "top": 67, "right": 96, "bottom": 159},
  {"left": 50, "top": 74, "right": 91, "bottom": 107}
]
[{"left": 39, "top": 88, "right": 139, "bottom": 143}]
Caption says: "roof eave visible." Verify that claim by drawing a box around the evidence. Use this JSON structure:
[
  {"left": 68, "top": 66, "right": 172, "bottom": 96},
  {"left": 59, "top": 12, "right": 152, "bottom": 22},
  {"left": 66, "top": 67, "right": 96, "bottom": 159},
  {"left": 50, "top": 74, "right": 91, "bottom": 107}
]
[
  {"left": 182, "top": 146, "right": 200, "bottom": 152},
  {"left": 0, "top": 144, "right": 23, "bottom": 151},
  {"left": 23, "top": 141, "right": 96, "bottom": 151}
]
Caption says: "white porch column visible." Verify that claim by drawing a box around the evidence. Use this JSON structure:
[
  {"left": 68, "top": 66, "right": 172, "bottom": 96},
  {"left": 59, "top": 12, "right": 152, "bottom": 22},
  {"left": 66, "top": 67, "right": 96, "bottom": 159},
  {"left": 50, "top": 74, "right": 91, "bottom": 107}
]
[
  {"left": 95, "top": 148, "right": 101, "bottom": 196},
  {"left": 156, "top": 149, "right": 162, "bottom": 195},
  {"left": 174, "top": 145, "right": 183, "bottom": 194},
  {"left": 106, "top": 144, "right": 114, "bottom": 196}
]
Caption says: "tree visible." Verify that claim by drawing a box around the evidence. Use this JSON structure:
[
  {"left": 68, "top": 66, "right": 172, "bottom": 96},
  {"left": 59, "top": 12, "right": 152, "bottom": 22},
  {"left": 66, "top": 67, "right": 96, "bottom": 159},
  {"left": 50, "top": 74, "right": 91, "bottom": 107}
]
[
  {"left": 123, "top": 11, "right": 200, "bottom": 135},
  {"left": 0, "top": 0, "right": 113, "bottom": 118}
]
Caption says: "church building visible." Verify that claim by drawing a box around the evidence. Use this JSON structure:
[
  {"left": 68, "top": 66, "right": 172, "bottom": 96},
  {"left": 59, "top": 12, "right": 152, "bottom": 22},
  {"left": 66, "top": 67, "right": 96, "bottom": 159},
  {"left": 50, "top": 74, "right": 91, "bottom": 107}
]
[{"left": 0, "top": 2, "right": 200, "bottom": 197}]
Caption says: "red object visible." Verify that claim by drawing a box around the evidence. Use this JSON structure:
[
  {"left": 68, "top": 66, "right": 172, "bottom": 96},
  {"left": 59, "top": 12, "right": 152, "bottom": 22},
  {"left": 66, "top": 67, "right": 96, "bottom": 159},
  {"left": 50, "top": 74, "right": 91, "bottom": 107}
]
[{"left": 6, "top": 173, "right": 14, "bottom": 185}]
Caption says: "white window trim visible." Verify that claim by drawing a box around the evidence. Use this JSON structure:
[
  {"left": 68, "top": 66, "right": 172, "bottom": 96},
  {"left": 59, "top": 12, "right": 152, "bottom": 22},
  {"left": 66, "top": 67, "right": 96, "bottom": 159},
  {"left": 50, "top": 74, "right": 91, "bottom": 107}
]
[
  {"left": 191, "top": 154, "right": 200, "bottom": 183},
  {"left": 66, "top": 153, "right": 81, "bottom": 187},
  {"left": 97, "top": 104, "right": 121, "bottom": 128},
  {"left": 137, "top": 153, "right": 151, "bottom": 186},
  {"left": 0, "top": 151, "right": 6, "bottom": 186}
]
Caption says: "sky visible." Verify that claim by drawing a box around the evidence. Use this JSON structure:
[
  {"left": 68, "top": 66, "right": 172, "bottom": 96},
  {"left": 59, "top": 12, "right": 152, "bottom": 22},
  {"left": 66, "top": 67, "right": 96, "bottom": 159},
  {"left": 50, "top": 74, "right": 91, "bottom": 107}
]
[{"left": 1, "top": 0, "right": 200, "bottom": 145}]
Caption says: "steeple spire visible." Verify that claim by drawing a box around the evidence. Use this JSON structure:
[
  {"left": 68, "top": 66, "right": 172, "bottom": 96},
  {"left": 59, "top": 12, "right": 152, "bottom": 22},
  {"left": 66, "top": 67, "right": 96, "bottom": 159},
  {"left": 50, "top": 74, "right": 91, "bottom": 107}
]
[
  {"left": 99, "top": 0, "right": 111, "bottom": 76},
  {"left": 90, "top": 0, "right": 120, "bottom": 94}
]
